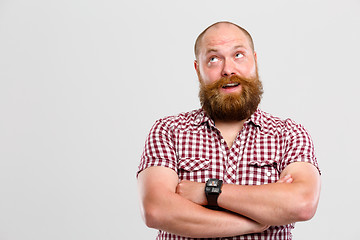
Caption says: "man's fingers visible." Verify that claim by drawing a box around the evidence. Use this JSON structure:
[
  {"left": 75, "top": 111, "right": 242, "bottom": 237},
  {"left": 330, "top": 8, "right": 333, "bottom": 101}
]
[{"left": 277, "top": 174, "right": 293, "bottom": 183}]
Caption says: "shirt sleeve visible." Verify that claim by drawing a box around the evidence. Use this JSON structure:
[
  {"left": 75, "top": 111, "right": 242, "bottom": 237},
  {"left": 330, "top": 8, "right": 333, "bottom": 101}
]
[
  {"left": 279, "top": 119, "right": 321, "bottom": 174},
  {"left": 137, "top": 118, "right": 178, "bottom": 177}
]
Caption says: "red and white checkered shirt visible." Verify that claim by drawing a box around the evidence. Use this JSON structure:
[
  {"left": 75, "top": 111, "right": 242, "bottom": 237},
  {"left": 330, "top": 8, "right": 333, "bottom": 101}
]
[{"left": 138, "top": 108, "right": 319, "bottom": 240}]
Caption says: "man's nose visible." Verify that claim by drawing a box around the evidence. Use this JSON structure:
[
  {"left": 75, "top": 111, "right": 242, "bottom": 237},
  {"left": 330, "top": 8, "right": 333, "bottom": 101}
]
[{"left": 221, "top": 59, "right": 237, "bottom": 77}]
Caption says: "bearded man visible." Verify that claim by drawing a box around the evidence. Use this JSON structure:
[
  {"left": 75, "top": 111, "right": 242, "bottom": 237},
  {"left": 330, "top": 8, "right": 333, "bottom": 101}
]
[{"left": 137, "top": 21, "right": 321, "bottom": 240}]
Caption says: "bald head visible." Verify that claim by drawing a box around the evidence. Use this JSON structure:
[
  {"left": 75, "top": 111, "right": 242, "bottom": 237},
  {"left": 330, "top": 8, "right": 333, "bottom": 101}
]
[{"left": 194, "top": 21, "right": 254, "bottom": 60}]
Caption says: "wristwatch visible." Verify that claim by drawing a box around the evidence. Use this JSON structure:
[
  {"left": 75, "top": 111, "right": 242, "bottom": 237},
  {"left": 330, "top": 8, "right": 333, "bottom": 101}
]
[{"left": 205, "top": 178, "right": 223, "bottom": 208}]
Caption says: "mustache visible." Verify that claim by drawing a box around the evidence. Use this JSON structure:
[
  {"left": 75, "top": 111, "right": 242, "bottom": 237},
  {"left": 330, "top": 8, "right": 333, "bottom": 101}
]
[{"left": 202, "top": 74, "right": 257, "bottom": 91}]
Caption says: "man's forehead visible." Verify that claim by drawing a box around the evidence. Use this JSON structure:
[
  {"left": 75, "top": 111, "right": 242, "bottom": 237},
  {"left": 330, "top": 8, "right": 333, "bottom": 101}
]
[
  {"left": 201, "top": 24, "right": 251, "bottom": 51},
  {"left": 205, "top": 38, "right": 247, "bottom": 48},
  {"left": 202, "top": 36, "right": 251, "bottom": 53}
]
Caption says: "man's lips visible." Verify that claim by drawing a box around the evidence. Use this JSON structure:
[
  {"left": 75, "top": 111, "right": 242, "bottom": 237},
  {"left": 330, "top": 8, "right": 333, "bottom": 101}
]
[
  {"left": 222, "top": 82, "right": 240, "bottom": 89},
  {"left": 220, "top": 83, "right": 242, "bottom": 93}
]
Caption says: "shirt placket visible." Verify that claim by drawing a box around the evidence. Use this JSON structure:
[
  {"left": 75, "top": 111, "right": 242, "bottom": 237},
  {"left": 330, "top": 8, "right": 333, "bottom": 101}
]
[
  {"left": 208, "top": 129, "right": 226, "bottom": 181},
  {"left": 210, "top": 130, "right": 239, "bottom": 185},
  {"left": 222, "top": 139, "right": 238, "bottom": 184},
  {"left": 224, "top": 125, "right": 249, "bottom": 184}
]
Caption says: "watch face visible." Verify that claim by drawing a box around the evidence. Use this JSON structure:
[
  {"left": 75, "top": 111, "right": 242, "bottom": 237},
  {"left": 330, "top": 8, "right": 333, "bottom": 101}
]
[{"left": 207, "top": 179, "right": 218, "bottom": 187}]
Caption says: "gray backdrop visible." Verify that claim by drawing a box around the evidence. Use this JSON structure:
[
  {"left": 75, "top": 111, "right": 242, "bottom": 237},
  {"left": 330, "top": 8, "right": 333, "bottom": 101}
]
[{"left": 1, "top": 0, "right": 359, "bottom": 239}]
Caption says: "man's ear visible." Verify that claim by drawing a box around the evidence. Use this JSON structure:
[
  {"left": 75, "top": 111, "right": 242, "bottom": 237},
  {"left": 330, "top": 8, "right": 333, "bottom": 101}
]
[
  {"left": 254, "top": 51, "right": 258, "bottom": 63},
  {"left": 194, "top": 60, "right": 201, "bottom": 78},
  {"left": 194, "top": 60, "right": 201, "bottom": 82},
  {"left": 194, "top": 60, "right": 199, "bottom": 72}
]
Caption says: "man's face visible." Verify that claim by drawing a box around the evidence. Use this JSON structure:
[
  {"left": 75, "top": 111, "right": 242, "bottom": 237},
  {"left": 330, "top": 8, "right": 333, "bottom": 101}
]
[
  {"left": 195, "top": 23, "right": 258, "bottom": 91},
  {"left": 195, "top": 23, "right": 263, "bottom": 121}
]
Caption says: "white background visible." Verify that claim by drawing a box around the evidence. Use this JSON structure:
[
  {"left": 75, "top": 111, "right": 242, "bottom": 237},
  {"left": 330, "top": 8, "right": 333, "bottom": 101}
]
[{"left": 1, "top": 0, "right": 359, "bottom": 239}]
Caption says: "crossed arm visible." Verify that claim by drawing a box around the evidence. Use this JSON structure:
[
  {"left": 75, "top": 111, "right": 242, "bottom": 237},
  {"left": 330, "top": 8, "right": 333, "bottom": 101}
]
[
  {"left": 137, "top": 162, "right": 321, "bottom": 238},
  {"left": 138, "top": 166, "right": 269, "bottom": 238},
  {"left": 177, "top": 162, "right": 321, "bottom": 226}
]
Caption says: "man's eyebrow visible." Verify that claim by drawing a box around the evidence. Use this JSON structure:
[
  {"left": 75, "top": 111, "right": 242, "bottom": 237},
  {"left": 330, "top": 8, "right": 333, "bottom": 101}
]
[
  {"left": 233, "top": 45, "right": 246, "bottom": 50},
  {"left": 205, "top": 45, "right": 247, "bottom": 55},
  {"left": 205, "top": 48, "right": 218, "bottom": 54}
]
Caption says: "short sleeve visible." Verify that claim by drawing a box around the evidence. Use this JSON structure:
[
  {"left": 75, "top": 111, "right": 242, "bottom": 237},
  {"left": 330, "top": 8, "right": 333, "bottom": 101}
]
[
  {"left": 279, "top": 119, "right": 321, "bottom": 174},
  {"left": 137, "top": 119, "right": 178, "bottom": 177}
]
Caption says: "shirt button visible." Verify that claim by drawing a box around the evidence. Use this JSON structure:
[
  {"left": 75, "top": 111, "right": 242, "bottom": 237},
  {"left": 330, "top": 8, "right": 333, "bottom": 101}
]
[
  {"left": 220, "top": 139, "right": 225, "bottom": 144},
  {"left": 266, "top": 171, "right": 271, "bottom": 177}
]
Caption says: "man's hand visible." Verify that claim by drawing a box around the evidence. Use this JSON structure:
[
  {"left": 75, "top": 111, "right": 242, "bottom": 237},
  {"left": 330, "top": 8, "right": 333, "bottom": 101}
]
[
  {"left": 276, "top": 174, "right": 293, "bottom": 184},
  {"left": 176, "top": 180, "right": 207, "bottom": 205},
  {"left": 176, "top": 175, "right": 293, "bottom": 206}
]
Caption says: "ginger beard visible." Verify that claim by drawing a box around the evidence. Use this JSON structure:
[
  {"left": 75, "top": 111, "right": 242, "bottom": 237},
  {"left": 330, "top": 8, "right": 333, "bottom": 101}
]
[{"left": 199, "top": 70, "right": 263, "bottom": 121}]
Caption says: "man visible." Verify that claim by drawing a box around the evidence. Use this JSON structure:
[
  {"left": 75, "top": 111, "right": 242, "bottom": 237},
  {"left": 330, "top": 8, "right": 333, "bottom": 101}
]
[{"left": 137, "top": 21, "right": 321, "bottom": 239}]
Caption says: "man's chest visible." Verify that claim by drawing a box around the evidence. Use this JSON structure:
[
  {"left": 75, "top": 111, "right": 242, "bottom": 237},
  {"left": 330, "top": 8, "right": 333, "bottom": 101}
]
[{"left": 174, "top": 125, "right": 284, "bottom": 185}]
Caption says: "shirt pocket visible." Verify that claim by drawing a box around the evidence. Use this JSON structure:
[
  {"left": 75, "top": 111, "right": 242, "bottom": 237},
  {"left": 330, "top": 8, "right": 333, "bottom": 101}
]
[
  {"left": 178, "top": 158, "right": 211, "bottom": 182},
  {"left": 243, "top": 133, "right": 281, "bottom": 185},
  {"left": 246, "top": 159, "right": 280, "bottom": 185}
]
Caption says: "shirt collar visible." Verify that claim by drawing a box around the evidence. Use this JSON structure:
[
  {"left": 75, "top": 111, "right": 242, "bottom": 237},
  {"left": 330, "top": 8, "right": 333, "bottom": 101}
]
[
  {"left": 246, "top": 108, "right": 263, "bottom": 130},
  {"left": 194, "top": 108, "right": 263, "bottom": 129},
  {"left": 193, "top": 109, "right": 214, "bottom": 127}
]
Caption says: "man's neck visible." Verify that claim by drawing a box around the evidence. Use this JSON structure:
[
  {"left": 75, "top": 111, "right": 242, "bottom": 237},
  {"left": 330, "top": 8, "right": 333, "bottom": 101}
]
[{"left": 214, "top": 119, "right": 246, "bottom": 149}]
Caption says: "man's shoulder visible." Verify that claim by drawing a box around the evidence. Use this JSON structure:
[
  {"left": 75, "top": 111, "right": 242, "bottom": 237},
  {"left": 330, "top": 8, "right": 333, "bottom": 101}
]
[
  {"left": 256, "top": 109, "right": 308, "bottom": 134},
  {"left": 153, "top": 109, "right": 204, "bottom": 130}
]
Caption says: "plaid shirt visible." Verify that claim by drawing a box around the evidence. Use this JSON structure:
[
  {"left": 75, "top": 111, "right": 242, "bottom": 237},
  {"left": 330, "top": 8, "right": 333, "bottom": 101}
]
[{"left": 138, "top": 109, "right": 319, "bottom": 240}]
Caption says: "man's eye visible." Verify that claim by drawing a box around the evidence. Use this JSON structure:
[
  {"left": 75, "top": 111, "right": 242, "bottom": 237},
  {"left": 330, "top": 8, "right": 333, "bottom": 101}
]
[
  {"left": 235, "top": 53, "right": 244, "bottom": 59},
  {"left": 209, "top": 57, "right": 219, "bottom": 63}
]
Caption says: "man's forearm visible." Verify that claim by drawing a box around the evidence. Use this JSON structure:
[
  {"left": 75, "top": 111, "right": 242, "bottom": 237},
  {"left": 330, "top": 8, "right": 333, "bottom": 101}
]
[
  {"left": 218, "top": 163, "right": 321, "bottom": 225},
  {"left": 219, "top": 182, "right": 307, "bottom": 225}
]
